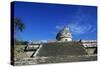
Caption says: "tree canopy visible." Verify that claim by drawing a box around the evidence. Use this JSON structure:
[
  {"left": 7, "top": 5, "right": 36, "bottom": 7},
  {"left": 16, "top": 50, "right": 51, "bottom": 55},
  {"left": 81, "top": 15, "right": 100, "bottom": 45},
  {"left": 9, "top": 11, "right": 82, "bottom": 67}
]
[{"left": 14, "top": 18, "right": 25, "bottom": 33}]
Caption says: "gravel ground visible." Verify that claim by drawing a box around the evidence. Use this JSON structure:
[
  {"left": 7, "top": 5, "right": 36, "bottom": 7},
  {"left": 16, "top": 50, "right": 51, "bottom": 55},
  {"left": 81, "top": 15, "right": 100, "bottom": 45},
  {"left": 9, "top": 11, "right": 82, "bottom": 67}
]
[{"left": 14, "top": 55, "right": 97, "bottom": 66}]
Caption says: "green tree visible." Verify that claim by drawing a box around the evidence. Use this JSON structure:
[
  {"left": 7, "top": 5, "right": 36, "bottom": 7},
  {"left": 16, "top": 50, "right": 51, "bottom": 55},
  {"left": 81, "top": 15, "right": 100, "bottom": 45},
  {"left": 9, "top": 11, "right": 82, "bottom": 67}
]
[
  {"left": 14, "top": 17, "right": 25, "bottom": 45},
  {"left": 14, "top": 18, "right": 25, "bottom": 33}
]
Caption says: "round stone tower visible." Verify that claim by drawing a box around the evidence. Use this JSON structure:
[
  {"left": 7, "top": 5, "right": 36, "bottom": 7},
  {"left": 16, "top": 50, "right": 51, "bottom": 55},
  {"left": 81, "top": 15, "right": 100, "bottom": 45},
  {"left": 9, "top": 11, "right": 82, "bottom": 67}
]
[{"left": 56, "top": 26, "right": 72, "bottom": 42}]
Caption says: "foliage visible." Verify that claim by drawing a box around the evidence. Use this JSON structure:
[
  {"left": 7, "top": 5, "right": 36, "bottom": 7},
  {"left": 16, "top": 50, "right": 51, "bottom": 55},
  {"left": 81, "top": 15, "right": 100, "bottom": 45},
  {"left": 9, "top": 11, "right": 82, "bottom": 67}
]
[
  {"left": 14, "top": 17, "right": 26, "bottom": 45},
  {"left": 14, "top": 40, "right": 29, "bottom": 45},
  {"left": 14, "top": 18, "right": 25, "bottom": 32}
]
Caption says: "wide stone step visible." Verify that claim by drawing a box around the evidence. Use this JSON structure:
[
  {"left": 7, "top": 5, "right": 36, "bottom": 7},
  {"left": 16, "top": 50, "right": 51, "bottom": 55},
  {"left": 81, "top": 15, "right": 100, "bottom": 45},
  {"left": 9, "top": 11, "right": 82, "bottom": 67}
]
[{"left": 36, "top": 42, "right": 87, "bottom": 57}]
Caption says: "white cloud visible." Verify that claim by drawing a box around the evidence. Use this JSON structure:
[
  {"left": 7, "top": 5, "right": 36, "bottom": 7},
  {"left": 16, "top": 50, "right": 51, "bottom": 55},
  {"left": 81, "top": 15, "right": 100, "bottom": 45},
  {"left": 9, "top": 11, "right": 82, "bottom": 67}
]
[
  {"left": 40, "top": 40, "right": 47, "bottom": 43},
  {"left": 56, "top": 25, "right": 63, "bottom": 30},
  {"left": 55, "top": 23, "right": 96, "bottom": 35},
  {"left": 67, "top": 23, "right": 94, "bottom": 34},
  {"left": 91, "top": 28, "right": 96, "bottom": 32}
]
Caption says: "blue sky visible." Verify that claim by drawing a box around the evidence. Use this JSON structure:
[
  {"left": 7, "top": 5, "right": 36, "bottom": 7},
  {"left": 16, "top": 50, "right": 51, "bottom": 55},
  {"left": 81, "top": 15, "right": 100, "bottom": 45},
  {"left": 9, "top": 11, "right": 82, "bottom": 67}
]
[{"left": 13, "top": 1, "right": 97, "bottom": 41}]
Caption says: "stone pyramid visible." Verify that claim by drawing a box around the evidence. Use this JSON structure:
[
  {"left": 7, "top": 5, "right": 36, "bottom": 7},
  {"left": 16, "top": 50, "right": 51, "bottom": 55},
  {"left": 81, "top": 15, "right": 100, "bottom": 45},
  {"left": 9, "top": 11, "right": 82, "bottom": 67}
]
[{"left": 35, "top": 42, "right": 87, "bottom": 57}]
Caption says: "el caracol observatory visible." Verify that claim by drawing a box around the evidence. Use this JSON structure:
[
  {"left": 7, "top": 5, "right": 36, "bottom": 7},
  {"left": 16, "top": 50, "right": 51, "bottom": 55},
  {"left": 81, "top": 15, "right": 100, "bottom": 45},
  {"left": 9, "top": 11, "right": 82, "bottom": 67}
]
[{"left": 56, "top": 26, "right": 72, "bottom": 42}]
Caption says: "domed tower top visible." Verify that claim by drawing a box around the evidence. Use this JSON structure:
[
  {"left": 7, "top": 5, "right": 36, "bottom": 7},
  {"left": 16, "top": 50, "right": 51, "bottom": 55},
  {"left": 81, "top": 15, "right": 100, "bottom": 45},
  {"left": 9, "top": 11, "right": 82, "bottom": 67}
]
[{"left": 56, "top": 26, "right": 72, "bottom": 42}]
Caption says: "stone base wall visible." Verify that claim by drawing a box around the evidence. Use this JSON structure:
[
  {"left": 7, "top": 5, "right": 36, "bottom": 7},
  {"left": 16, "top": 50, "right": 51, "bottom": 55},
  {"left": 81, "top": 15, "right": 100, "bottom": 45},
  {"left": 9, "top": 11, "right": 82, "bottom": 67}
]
[{"left": 60, "top": 38, "right": 72, "bottom": 42}]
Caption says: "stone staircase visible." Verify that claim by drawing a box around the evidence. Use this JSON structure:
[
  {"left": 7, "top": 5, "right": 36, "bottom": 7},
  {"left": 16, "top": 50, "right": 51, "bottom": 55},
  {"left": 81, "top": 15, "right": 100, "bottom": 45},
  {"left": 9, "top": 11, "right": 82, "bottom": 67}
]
[{"left": 35, "top": 42, "right": 87, "bottom": 57}]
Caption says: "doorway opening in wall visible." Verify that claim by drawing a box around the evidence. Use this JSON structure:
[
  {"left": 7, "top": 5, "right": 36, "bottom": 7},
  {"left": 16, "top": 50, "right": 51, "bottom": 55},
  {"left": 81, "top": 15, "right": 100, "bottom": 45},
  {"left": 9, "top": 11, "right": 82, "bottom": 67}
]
[{"left": 65, "top": 39, "right": 68, "bottom": 41}]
